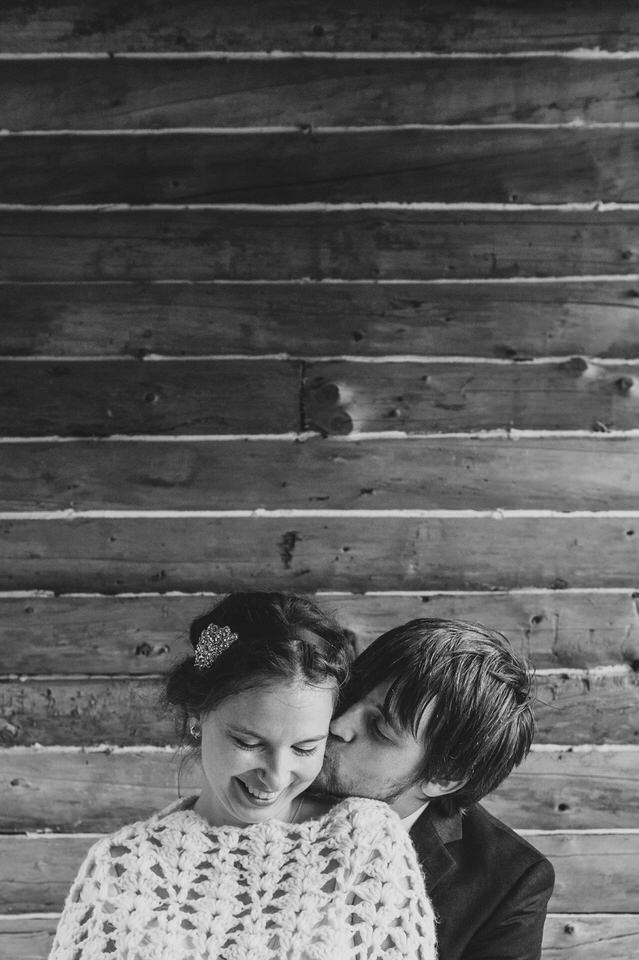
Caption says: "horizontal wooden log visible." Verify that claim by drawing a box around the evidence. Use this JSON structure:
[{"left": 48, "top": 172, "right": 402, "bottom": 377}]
[
  {"left": 2, "top": 1, "right": 639, "bottom": 53},
  {"left": 5, "top": 208, "right": 639, "bottom": 282},
  {"left": 1, "top": 671, "right": 637, "bottom": 747},
  {"left": 0, "top": 915, "right": 57, "bottom": 960},
  {"left": 2, "top": 745, "right": 638, "bottom": 832},
  {"left": 2, "top": 590, "right": 638, "bottom": 675},
  {"left": 4, "top": 437, "right": 639, "bottom": 513},
  {"left": 0, "top": 913, "right": 636, "bottom": 960},
  {"left": 542, "top": 915, "right": 639, "bottom": 959},
  {"left": 5, "top": 357, "right": 639, "bottom": 435},
  {"left": 2, "top": 516, "right": 638, "bottom": 593},
  {"left": 6, "top": 128, "right": 639, "bottom": 204},
  {"left": 2, "top": 831, "right": 637, "bottom": 913},
  {"left": 304, "top": 360, "right": 639, "bottom": 433},
  {"left": 3, "top": 914, "right": 639, "bottom": 960},
  {"left": 4, "top": 58, "right": 639, "bottom": 129},
  {"left": 3, "top": 279, "right": 639, "bottom": 359},
  {"left": 0, "top": 360, "right": 300, "bottom": 436}
]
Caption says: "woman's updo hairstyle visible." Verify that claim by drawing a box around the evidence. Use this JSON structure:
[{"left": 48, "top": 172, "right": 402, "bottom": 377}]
[{"left": 165, "top": 592, "right": 349, "bottom": 743}]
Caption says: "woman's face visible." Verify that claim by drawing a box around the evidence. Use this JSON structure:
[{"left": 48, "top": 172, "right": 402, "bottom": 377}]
[{"left": 195, "top": 677, "right": 336, "bottom": 827}]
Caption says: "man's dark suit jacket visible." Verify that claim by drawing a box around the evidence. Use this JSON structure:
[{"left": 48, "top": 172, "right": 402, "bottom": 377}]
[{"left": 410, "top": 801, "right": 555, "bottom": 960}]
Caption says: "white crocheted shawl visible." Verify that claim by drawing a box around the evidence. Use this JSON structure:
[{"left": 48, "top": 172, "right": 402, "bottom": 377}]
[{"left": 49, "top": 795, "right": 437, "bottom": 960}]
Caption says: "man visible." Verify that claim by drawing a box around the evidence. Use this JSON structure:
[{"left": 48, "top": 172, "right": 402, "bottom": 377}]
[{"left": 316, "top": 617, "right": 555, "bottom": 960}]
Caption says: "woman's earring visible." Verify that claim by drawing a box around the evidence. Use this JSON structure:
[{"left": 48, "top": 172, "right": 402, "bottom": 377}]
[{"left": 190, "top": 719, "right": 201, "bottom": 740}]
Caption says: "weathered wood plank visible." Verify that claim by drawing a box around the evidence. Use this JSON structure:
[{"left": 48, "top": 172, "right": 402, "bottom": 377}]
[
  {"left": 6, "top": 128, "right": 639, "bottom": 204},
  {"left": 3, "top": 280, "right": 639, "bottom": 359},
  {"left": 3, "top": 912, "right": 638, "bottom": 960},
  {"left": 4, "top": 437, "right": 639, "bottom": 513},
  {"left": 4, "top": 208, "right": 639, "bottom": 283},
  {"left": 0, "top": 360, "right": 300, "bottom": 436},
  {"left": 2, "top": 831, "right": 637, "bottom": 913},
  {"left": 2, "top": 516, "right": 638, "bottom": 593},
  {"left": 2, "top": 590, "right": 638, "bottom": 674},
  {"left": 484, "top": 747, "right": 639, "bottom": 830},
  {"left": 0, "top": 915, "right": 57, "bottom": 960},
  {"left": 2, "top": 746, "right": 638, "bottom": 832},
  {"left": 304, "top": 360, "right": 639, "bottom": 433},
  {"left": 4, "top": 58, "right": 639, "bottom": 129},
  {"left": 543, "top": 915, "right": 639, "bottom": 958},
  {"left": 1, "top": 1, "right": 639, "bottom": 53},
  {"left": 6, "top": 357, "right": 638, "bottom": 436},
  {"left": 1, "top": 671, "right": 637, "bottom": 747}
]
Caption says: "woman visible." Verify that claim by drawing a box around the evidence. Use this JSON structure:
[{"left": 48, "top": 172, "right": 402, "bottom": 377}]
[{"left": 49, "top": 593, "right": 436, "bottom": 959}]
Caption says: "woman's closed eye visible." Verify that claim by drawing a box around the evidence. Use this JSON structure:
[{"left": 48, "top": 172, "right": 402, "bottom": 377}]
[{"left": 232, "top": 736, "right": 322, "bottom": 756}]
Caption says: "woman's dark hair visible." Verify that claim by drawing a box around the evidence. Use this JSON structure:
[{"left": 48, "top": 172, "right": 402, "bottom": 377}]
[{"left": 165, "top": 592, "right": 349, "bottom": 742}]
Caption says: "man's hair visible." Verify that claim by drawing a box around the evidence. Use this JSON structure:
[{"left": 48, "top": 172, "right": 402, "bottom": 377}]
[{"left": 345, "top": 618, "right": 535, "bottom": 813}]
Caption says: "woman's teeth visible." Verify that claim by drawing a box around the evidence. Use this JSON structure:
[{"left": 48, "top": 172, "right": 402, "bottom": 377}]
[{"left": 243, "top": 782, "right": 279, "bottom": 801}]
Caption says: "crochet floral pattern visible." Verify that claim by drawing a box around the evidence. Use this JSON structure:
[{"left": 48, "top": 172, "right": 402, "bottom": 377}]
[{"left": 49, "top": 796, "right": 436, "bottom": 960}]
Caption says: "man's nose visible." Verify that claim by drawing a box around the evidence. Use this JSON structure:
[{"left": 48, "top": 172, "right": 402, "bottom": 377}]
[{"left": 329, "top": 707, "right": 358, "bottom": 742}]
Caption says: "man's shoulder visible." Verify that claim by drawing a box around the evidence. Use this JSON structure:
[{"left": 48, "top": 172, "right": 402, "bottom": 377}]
[{"left": 414, "top": 800, "right": 553, "bottom": 881}]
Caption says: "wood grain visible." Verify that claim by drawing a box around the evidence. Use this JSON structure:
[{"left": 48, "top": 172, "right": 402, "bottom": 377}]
[
  {"left": 1, "top": 1, "right": 639, "bottom": 53},
  {"left": 2, "top": 831, "right": 637, "bottom": 913},
  {"left": 2, "top": 671, "right": 637, "bottom": 747},
  {"left": 4, "top": 437, "right": 639, "bottom": 512},
  {"left": 3, "top": 279, "right": 639, "bottom": 359},
  {"left": 2, "top": 516, "right": 638, "bottom": 593},
  {"left": 304, "top": 360, "right": 639, "bottom": 433},
  {"left": 2, "top": 590, "right": 638, "bottom": 675},
  {"left": 543, "top": 915, "right": 639, "bottom": 958},
  {"left": 5, "top": 128, "right": 639, "bottom": 204},
  {"left": 3, "top": 913, "right": 639, "bottom": 960},
  {"left": 0, "top": 360, "right": 300, "bottom": 436},
  {"left": 4, "top": 58, "right": 639, "bottom": 129},
  {"left": 5, "top": 208, "right": 639, "bottom": 283},
  {"left": 2, "top": 746, "right": 638, "bottom": 832}
]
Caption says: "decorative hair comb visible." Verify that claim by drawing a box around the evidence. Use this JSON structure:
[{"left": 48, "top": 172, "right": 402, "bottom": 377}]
[{"left": 194, "top": 623, "right": 239, "bottom": 670}]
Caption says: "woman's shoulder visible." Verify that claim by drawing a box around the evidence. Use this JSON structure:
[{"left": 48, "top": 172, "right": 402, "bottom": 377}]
[{"left": 85, "top": 796, "right": 200, "bottom": 857}]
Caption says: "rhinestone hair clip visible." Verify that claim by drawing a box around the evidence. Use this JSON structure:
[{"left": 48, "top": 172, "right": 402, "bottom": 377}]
[{"left": 194, "top": 623, "right": 239, "bottom": 670}]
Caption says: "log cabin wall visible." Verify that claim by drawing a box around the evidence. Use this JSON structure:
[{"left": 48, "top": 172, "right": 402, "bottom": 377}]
[{"left": 1, "top": 2, "right": 639, "bottom": 956}]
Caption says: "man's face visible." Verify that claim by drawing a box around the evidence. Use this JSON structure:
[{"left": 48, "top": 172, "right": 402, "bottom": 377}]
[{"left": 314, "top": 680, "right": 433, "bottom": 817}]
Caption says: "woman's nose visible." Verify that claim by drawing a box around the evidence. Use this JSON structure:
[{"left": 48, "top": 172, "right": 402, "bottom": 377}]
[{"left": 259, "top": 754, "right": 289, "bottom": 790}]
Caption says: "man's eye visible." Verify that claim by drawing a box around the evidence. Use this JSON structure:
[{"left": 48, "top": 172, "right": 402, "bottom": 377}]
[{"left": 371, "top": 719, "right": 392, "bottom": 742}]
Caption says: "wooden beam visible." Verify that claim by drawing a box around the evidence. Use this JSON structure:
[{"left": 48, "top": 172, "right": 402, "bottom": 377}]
[
  {"left": 303, "top": 359, "right": 639, "bottom": 433},
  {"left": 2, "top": 912, "right": 638, "bottom": 960},
  {"left": 0, "top": 360, "right": 301, "bottom": 436},
  {"left": 4, "top": 437, "right": 639, "bottom": 512},
  {"left": 1, "top": 1, "right": 638, "bottom": 54},
  {"left": 1, "top": 671, "right": 637, "bottom": 746},
  {"left": 2, "top": 590, "right": 638, "bottom": 674},
  {"left": 4, "top": 208, "right": 639, "bottom": 283},
  {"left": 2, "top": 831, "right": 637, "bottom": 913},
  {"left": 2, "top": 516, "right": 637, "bottom": 592},
  {"left": 3, "top": 57, "right": 639, "bottom": 129},
  {"left": 542, "top": 914, "right": 639, "bottom": 959},
  {"left": 4, "top": 280, "right": 639, "bottom": 359},
  {"left": 2, "top": 746, "right": 638, "bottom": 832},
  {"left": 4, "top": 128, "right": 639, "bottom": 204}
]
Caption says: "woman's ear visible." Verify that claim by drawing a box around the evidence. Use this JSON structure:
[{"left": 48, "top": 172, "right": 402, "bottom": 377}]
[{"left": 418, "top": 777, "right": 465, "bottom": 799}]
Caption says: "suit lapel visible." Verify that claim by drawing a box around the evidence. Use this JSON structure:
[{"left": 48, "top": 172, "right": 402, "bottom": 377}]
[{"left": 409, "top": 806, "right": 460, "bottom": 891}]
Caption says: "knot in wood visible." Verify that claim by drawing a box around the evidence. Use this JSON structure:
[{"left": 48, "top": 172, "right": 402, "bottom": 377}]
[
  {"left": 559, "top": 357, "right": 588, "bottom": 376},
  {"left": 615, "top": 376, "right": 634, "bottom": 394}
]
